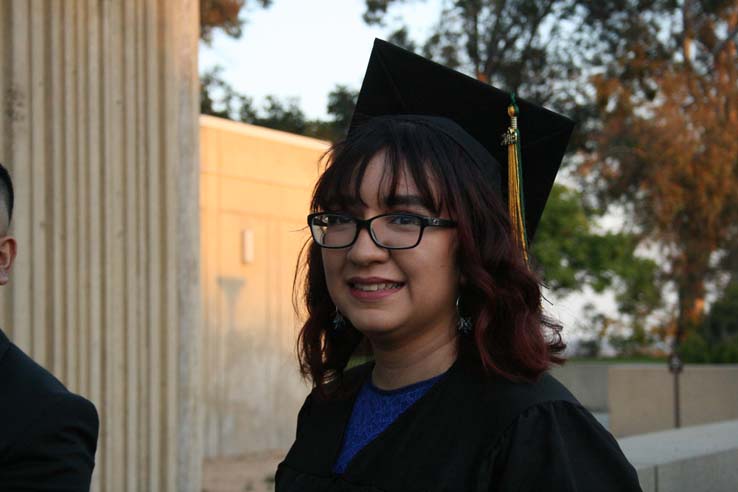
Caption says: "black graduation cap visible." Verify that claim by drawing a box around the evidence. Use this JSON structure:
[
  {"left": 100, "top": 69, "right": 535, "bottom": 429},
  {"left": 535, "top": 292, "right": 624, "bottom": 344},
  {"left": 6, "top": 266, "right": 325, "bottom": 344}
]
[{"left": 349, "top": 39, "right": 575, "bottom": 254}]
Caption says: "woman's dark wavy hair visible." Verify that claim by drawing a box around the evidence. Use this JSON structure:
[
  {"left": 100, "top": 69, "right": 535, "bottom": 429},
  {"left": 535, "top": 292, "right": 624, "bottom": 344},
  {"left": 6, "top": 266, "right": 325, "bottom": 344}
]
[{"left": 295, "top": 116, "right": 565, "bottom": 391}]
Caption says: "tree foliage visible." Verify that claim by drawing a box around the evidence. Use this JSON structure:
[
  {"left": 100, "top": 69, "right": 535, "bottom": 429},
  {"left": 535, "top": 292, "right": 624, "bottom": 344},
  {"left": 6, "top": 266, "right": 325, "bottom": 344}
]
[
  {"left": 324, "top": 85, "right": 360, "bottom": 140},
  {"left": 200, "top": 0, "right": 273, "bottom": 43},
  {"left": 703, "top": 280, "right": 738, "bottom": 345},
  {"left": 681, "top": 280, "right": 738, "bottom": 363},
  {"left": 200, "top": 66, "right": 248, "bottom": 118},
  {"left": 364, "top": 0, "right": 582, "bottom": 110},
  {"left": 533, "top": 184, "right": 661, "bottom": 316},
  {"left": 578, "top": 0, "right": 738, "bottom": 341},
  {"left": 200, "top": 67, "right": 358, "bottom": 141}
]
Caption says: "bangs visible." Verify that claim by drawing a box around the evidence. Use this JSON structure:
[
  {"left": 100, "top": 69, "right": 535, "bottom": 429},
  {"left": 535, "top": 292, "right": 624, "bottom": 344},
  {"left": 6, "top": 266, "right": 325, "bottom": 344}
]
[{"left": 311, "top": 119, "right": 456, "bottom": 216}]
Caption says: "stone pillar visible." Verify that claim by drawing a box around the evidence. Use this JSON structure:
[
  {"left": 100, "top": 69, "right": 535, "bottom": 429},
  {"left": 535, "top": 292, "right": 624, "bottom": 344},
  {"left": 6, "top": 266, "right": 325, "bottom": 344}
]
[{"left": 0, "top": 1, "right": 202, "bottom": 490}]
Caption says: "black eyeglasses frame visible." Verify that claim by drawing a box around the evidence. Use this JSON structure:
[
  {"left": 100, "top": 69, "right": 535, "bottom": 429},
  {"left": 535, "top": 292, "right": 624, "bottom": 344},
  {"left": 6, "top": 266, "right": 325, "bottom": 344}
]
[{"left": 307, "top": 212, "right": 457, "bottom": 250}]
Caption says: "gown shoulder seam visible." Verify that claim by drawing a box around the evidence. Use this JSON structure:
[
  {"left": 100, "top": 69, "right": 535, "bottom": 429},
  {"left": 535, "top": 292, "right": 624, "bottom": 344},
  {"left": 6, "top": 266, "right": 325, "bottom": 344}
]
[{"left": 486, "top": 398, "right": 586, "bottom": 453}]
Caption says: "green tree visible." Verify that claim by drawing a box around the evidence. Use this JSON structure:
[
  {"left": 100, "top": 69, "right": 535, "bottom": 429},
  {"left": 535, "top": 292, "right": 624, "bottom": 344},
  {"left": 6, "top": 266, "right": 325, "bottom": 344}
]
[
  {"left": 680, "top": 281, "right": 738, "bottom": 363},
  {"left": 199, "top": 67, "right": 356, "bottom": 142},
  {"left": 200, "top": 66, "right": 256, "bottom": 119},
  {"left": 200, "top": 70, "right": 306, "bottom": 133},
  {"left": 198, "top": 0, "right": 273, "bottom": 126},
  {"left": 703, "top": 281, "right": 738, "bottom": 345},
  {"left": 577, "top": 0, "right": 738, "bottom": 343},
  {"left": 533, "top": 184, "right": 661, "bottom": 319},
  {"left": 299, "top": 86, "right": 360, "bottom": 142},
  {"left": 363, "top": 0, "right": 582, "bottom": 110},
  {"left": 253, "top": 96, "right": 308, "bottom": 135},
  {"left": 324, "top": 85, "right": 359, "bottom": 140}
]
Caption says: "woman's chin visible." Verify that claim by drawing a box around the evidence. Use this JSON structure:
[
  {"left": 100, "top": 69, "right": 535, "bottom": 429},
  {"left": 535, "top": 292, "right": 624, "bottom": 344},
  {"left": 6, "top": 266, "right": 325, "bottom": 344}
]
[{"left": 349, "top": 318, "right": 404, "bottom": 338}]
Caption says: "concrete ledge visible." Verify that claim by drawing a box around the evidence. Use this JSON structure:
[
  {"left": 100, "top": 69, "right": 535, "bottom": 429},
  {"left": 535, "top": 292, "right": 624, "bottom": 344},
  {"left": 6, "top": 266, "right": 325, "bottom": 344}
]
[{"left": 618, "top": 420, "right": 738, "bottom": 492}]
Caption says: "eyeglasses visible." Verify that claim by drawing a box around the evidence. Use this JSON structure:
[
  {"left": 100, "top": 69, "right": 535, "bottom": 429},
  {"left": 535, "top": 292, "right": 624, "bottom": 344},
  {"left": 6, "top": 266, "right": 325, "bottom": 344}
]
[{"left": 308, "top": 212, "right": 457, "bottom": 250}]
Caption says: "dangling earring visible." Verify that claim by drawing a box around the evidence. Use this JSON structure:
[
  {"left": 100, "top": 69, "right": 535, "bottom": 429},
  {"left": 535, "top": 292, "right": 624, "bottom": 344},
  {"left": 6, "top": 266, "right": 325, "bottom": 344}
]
[
  {"left": 332, "top": 308, "right": 346, "bottom": 331},
  {"left": 456, "top": 296, "right": 472, "bottom": 335}
]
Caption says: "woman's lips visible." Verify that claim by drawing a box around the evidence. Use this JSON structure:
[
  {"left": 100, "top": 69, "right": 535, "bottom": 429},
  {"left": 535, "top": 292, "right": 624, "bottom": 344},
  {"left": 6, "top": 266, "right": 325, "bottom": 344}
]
[{"left": 348, "top": 281, "right": 405, "bottom": 300}]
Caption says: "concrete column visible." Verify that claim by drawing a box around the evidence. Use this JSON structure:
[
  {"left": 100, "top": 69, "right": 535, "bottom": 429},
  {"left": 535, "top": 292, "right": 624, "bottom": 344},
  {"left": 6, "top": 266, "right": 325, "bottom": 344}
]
[{"left": 0, "top": 1, "right": 202, "bottom": 490}]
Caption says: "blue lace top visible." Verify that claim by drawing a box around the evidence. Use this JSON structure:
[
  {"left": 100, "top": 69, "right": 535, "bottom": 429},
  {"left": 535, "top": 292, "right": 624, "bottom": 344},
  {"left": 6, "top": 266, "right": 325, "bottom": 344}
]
[{"left": 332, "top": 370, "right": 448, "bottom": 474}]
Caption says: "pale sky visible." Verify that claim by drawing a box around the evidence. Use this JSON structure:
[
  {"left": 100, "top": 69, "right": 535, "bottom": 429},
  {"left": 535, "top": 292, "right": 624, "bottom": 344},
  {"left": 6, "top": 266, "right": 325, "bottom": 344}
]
[{"left": 199, "top": 0, "right": 442, "bottom": 119}]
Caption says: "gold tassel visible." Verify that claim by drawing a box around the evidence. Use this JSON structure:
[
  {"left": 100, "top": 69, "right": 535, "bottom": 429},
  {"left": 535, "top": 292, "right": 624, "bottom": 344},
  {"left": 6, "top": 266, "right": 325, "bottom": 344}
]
[{"left": 501, "top": 95, "right": 529, "bottom": 263}]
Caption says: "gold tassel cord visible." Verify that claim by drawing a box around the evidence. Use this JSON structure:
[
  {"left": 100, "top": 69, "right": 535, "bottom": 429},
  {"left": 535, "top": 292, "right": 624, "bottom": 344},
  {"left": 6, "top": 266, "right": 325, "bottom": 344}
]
[{"left": 502, "top": 95, "right": 529, "bottom": 263}]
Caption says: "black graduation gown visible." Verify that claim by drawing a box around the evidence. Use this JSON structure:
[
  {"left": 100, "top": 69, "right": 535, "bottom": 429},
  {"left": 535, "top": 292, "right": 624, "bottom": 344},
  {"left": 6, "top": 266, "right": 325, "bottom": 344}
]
[
  {"left": 0, "top": 328, "right": 99, "bottom": 490},
  {"left": 276, "top": 355, "right": 642, "bottom": 492}
]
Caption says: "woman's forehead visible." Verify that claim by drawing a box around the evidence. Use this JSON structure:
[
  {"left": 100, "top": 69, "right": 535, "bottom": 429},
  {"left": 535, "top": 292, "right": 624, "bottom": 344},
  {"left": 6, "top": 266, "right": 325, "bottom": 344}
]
[
  {"left": 360, "top": 154, "right": 419, "bottom": 201},
  {"left": 317, "top": 147, "right": 444, "bottom": 214},
  {"left": 351, "top": 153, "right": 442, "bottom": 210}
]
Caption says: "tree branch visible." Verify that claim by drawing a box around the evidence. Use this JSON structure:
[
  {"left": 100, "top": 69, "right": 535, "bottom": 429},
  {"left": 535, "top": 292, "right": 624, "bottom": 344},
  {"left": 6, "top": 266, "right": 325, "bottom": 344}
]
[
  {"left": 710, "top": 8, "right": 738, "bottom": 59},
  {"left": 482, "top": 0, "right": 508, "bottom": 78},
  {"left": 511, "top": 0, "right": 555, "bottom": 90}
]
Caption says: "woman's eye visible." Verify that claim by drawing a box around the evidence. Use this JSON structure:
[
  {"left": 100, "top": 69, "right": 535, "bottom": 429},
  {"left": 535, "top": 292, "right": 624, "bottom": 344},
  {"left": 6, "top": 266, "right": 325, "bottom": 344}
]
[
  {"left": 323, "top": 215, "right": 353, "bottom": 226},
  {"left": 390, "top": 214, "right": 421, "bottom": 225}
]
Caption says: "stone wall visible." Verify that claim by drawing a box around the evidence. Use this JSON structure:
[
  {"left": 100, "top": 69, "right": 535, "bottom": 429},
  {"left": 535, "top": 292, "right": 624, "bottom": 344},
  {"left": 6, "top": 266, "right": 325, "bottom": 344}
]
[
  {"left": 609, "top": 364, "right": 738, "bottom": 437},
  {"left": 550, "top": 362, "right": 610, "bottom": 411}
]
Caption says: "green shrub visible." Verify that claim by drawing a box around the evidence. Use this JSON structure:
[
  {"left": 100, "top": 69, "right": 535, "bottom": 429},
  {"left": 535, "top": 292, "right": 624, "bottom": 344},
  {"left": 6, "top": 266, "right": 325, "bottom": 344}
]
[
  {"left": 711, "top": 338, "right": 738, "bottom": 363},
  {"left": 679, "top": 331, "right": 711, "bottom": 363}
]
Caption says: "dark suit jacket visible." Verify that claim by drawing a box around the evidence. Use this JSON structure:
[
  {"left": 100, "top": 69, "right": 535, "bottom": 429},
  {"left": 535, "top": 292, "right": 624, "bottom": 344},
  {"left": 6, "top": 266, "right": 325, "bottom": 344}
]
[{"left": 0, "top": 329, "right": 99, "bottom": 491}]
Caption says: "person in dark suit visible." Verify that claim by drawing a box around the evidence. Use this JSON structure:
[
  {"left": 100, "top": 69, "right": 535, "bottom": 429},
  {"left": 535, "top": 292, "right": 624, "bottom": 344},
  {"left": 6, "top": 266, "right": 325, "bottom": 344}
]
[{"left": 0, "top": 163, "right": 99, "bottom": 491}]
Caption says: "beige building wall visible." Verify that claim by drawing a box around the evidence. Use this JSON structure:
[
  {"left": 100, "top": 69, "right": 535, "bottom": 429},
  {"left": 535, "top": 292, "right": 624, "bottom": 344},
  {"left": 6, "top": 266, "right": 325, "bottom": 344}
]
[
  {"left": 0, "top": 2, "right": 201, "bottom": 491},
  {"left": 199, "top": 115, "right": 327, "bottom": 457}
]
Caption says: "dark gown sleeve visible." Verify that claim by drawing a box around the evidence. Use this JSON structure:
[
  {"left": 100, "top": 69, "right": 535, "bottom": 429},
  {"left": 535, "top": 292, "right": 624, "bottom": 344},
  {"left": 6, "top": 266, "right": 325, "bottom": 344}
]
[
  {"left": 293, "top": 391, "right": 313, "bottom": 439},
  {"left": 485, "top": 400, "right": 642, "bottom": 492},
  {"left": 0, "top": 392, "right": 99, "bottom": 491}
]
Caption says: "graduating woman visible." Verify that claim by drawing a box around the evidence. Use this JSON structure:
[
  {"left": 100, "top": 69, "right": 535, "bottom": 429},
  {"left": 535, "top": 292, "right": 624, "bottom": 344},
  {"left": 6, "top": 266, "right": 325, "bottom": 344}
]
[{"left": 276, "top": 39, "right": 642, "bottom": 492}]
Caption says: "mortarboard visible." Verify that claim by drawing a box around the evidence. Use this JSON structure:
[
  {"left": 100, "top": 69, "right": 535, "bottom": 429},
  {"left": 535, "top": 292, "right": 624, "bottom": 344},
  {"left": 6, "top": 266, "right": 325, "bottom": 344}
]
[{"left": 348, "top": 39, "right": 575, "bottom": 260}]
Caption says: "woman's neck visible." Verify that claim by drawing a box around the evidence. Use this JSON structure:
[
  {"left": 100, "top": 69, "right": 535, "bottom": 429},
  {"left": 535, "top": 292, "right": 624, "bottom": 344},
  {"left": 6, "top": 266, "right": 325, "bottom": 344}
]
[{"left": 370, "top": 326, "right": 458, "bottom": 391}]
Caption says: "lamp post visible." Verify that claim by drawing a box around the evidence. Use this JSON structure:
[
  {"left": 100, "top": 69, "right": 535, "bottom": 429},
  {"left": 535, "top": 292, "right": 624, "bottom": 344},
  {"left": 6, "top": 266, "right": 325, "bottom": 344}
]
[{"left": 668, "top": 349, "right": 684, "bottom": 428}]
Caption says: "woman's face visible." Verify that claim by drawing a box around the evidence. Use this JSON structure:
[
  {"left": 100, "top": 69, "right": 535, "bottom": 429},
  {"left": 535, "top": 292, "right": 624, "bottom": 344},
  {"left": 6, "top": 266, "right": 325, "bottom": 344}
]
[{"left": 321, "top": 150, "right": 460, "bottom": 346}]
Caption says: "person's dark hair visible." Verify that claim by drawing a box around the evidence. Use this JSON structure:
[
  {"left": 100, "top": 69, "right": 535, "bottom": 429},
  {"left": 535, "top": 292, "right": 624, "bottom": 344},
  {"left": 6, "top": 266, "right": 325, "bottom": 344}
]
[
  {"left": 295, "top": 117, "right": 565, "bottom": 391},
  {"left": 0, "top": 164, "right": 14, "bottom": 225}
]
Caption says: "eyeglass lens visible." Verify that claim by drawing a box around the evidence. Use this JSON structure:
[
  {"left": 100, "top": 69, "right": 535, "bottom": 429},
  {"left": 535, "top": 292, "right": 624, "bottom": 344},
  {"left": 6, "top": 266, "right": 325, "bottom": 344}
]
[{"left": 311, "top": 214, "right": 423, "bottom": 248}]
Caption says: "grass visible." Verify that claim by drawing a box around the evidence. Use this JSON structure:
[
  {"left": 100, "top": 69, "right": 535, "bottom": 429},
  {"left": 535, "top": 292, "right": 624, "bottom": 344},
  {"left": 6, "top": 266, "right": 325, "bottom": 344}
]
[{"left": 568, "top": 355, "right": 666, "bottom": 364}]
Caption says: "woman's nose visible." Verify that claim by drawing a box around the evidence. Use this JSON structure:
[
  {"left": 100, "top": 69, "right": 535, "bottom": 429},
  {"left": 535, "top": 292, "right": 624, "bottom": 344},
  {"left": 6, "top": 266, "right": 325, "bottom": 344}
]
[{"left": 346, "top": 226, "right": 388, "bottom": 265}]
